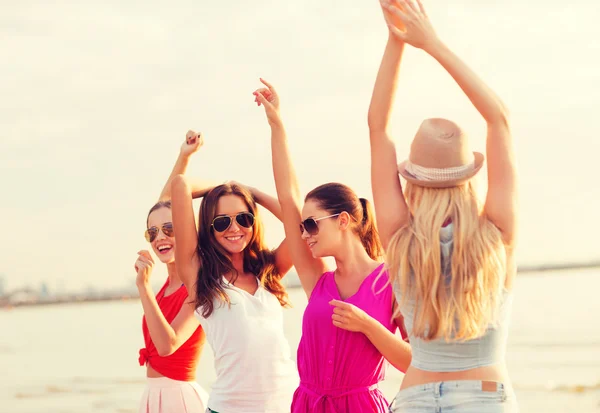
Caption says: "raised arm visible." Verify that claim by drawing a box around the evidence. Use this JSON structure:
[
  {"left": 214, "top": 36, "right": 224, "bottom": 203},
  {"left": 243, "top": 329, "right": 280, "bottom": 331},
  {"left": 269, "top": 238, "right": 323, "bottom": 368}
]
[
  {"left": 249, "top": 186, "right": 283, "bottom": 221},
  {"left": 157, "top": 131, "right": 203, "bottom": 202},
  {"left": 432, "top": 42, "right": 517, "bottom": 244},
  {"left": 367, "top": 5, "right": 410, "bottom": 250},
  {"left": 189, "top": 177, "right": 217, "bottom": 200},
  {"left": 384, "top": 0, "right": 517, "bottom": 245},
  {"left": 253, "top": 78, "right": 328, "bottom": 297},
  {"left": 247, "top": 186, "right": 292, "bottom": 275},
  {"left": 171, "top": 174, "right": 201, "bottom": 293}
]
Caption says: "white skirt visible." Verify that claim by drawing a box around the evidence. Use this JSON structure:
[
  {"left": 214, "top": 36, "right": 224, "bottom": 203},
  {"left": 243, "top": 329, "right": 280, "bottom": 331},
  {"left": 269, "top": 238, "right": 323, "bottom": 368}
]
[{"left": 139, "top": 377, "right": 209, "bottom": 413}]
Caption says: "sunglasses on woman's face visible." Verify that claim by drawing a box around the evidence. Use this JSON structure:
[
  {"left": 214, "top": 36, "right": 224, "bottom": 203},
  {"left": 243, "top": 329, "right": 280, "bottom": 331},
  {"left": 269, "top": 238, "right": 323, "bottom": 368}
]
[
  {"left": 145, "top": 222, "right": 174, "bottom": 242},
  {"left": 299, "top": 213, "right": 341, "bottom": 236},
  {"left": 212, "top": 212, "right": 255, "bottom": 233}
]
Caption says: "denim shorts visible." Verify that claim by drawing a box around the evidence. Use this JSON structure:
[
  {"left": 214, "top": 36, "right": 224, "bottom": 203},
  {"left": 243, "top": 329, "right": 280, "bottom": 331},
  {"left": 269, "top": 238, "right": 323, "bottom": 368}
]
[{"left": 388, "top": 380, "right": 518, "bottom": 413}]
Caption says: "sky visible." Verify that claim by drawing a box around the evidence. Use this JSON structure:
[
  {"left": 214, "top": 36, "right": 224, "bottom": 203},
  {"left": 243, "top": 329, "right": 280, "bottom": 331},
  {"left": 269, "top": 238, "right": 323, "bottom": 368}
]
[{"left": 1, "top": 0, "right": 599, "bottom": 291}]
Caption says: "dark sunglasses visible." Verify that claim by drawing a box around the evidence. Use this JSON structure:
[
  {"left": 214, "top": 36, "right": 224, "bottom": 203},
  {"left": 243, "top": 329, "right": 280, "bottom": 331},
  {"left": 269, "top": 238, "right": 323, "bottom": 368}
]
[
  {"left": 145, "top": 222, "right": 174, "bottom": 242},
  {"left": 299, "top": 213, "right": 341, "bottom": 236},
  {"left": 212, "top": 212, "right": 255, "bottom": 233}
]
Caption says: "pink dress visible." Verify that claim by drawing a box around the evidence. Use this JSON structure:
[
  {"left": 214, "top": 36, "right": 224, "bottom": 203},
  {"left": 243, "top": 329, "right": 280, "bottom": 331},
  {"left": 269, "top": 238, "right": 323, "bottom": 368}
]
[{"left": 291, "top": 263, "right": 398, "bottom": 413}]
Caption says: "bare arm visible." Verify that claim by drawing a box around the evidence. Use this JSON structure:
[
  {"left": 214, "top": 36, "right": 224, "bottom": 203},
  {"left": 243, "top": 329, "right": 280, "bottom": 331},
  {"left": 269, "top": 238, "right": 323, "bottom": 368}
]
[
  {"left": 134, "top": 252, "right": 200, "bottom": 356},
  {"left": 171, "top": 175, "right": 201, "bottom": 294},
  {"left": 138, "top": 284, "right": 199, "bottom": 356},
  {"left": 331, "top": 299, "right": 412, "bottom": 372},
  {"left": 367, "top": 33, "right": 410, "bottom": 250},
  {"left": 427, "top": 44, "right": 516, "bottom": 245},
  {"left": 385, "top": 0, "right": 517, "bottom": 245},
  {"left": 189, "top": 177, "right": 216, "bottom": 200},
  {"left": 249, "top": 185, "right": 293, "bottom": 276},
  {"left": 248, "top": 185, "right": 283, "bottom": 221},
  {"left": 270, "top": 124, "right": 319, "bottom": 285},
  {"left": 363, "top": 317, "right": 412, "bottom": 372},
  {"left": 254, "top": 79, "right": 328, "bottom": 296},
  {"left": 157, "top": 131, "right": 203, "bottom": 202}
]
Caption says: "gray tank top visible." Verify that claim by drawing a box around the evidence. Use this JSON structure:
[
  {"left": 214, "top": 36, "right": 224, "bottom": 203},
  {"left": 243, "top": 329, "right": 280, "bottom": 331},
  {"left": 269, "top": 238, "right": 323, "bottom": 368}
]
[{"left": 394, "top": 223, "right": 512, "bottom": 372}]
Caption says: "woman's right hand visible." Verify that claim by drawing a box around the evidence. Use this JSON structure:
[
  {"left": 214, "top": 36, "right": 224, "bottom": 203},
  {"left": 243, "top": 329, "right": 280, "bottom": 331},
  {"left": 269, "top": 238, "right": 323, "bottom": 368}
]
[
  {"left": 135, "top": 250, "right": 155, "bottom": 287},
  {"left": 181, "top": 130, "right": 204, "bottom": 157},
  {"left": 381, "top": 0, "right": 440, "bottom": 52},
  {"left": 253, "top": 78, "right": 282, "bottom": 127}
]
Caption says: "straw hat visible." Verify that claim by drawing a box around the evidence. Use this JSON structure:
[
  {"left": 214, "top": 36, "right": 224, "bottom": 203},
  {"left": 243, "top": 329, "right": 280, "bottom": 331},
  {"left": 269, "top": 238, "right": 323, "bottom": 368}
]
[{"left": 397, "top": 118, "right": 484, "bottom": 188}]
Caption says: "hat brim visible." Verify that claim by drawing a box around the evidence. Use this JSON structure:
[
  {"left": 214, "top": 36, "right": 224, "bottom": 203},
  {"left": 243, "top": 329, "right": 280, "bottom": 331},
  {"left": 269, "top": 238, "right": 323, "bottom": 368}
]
[{"left": 397, "top": 152, "right": 485, "bottom": 188}]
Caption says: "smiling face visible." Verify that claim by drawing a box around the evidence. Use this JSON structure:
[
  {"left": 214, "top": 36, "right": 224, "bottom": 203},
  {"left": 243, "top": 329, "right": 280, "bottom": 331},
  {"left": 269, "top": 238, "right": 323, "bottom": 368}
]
[
  {"left": 300, "top": 198, "right": 344, "bottom": 258},
  {"left": 146, "top": 206, "right": 175, "bottom": 264},
  {"left": 212, "top": 194, "right": 254, "bottom": 255}
]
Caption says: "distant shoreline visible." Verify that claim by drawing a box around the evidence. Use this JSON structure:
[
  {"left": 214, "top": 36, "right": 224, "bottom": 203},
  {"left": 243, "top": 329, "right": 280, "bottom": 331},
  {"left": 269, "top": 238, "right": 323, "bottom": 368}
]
[
  {"left": 517, "top": 261, "right": 600, "bottom": 273},
  {"left": 2, "top": 262, "right": 598, "bottom": 309}
]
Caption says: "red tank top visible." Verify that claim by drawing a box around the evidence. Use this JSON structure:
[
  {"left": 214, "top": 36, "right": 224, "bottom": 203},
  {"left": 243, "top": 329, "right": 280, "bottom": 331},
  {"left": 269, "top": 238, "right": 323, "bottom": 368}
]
[{"left": 138, "top": 280, "right": 205, "bottom": 381}]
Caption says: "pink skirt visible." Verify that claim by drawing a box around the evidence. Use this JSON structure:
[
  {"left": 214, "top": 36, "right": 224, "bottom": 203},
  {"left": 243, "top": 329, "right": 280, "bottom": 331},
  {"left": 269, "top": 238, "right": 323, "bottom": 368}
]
[{"left": 139, "top": 377, "right": 209, "bottom": 413}]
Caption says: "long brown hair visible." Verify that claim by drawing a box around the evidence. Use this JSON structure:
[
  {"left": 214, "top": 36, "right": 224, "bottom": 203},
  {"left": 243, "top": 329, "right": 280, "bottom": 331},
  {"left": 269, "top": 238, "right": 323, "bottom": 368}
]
[
  {"left": 387, "top": 181, "right": 506, "bottom": 341},
  {"left": 305, "top": 182, "right": 383, "bottom": 260},
  {"left": 195, "top": 183, "right": 289, "bottom": 318}
]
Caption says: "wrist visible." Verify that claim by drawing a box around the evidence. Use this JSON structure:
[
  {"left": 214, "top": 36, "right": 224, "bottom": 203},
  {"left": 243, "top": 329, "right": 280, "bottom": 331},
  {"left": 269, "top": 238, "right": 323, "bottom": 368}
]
[
  {"left": 178, "top": 152, "right": 192, "bottom": 163},
  {"left": 387, "top": 31, "right": 402, "bottom": 45},
  {"left": 362, "top": 317, "right": 378, "bottom": 337},
  {"left": 269, "top": 116, "right": 284, "bottom": 130},
  {"left": 423, "top": 37, "right": 446, "bottom": 58},
  {"left": 136, "top": 280, "right": 151, "bottom": 291}
]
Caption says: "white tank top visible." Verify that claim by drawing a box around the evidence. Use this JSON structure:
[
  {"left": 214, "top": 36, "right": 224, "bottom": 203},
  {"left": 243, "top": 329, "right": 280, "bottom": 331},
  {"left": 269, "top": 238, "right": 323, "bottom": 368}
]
[{"left": 195, "top": 277, "right": 299, "bottom": 413}]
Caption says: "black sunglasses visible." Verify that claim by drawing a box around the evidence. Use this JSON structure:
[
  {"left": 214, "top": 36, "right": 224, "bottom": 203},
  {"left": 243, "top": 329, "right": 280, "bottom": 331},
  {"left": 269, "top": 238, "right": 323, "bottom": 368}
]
[
  {"left": 212, "top": 212, "right": 255, "bottom": 233},
  {"left": 299, "top": 213, "right": 341, "bottom": 236},
  {"left": 145, "top": 222, "right": 174, "bottom": 242}
]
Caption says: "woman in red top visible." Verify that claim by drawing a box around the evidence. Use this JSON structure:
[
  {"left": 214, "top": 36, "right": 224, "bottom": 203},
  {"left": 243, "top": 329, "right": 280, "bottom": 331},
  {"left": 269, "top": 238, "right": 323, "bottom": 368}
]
[{"left": 134, "top": 131, "right": 213, "bottom": 413}]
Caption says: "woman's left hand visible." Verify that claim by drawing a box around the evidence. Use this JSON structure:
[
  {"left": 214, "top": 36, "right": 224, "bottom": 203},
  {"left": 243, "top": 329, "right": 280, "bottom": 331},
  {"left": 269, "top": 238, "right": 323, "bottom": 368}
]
[{"left": 330, "top": 299, "right": 375, "bottom": 333}]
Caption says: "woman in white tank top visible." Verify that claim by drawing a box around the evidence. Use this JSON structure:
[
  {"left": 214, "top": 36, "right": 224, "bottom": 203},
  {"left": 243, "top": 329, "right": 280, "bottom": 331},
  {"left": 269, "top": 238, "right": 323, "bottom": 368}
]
[{"left": 170, "top": 145, "right": 299, "bottom": 413}]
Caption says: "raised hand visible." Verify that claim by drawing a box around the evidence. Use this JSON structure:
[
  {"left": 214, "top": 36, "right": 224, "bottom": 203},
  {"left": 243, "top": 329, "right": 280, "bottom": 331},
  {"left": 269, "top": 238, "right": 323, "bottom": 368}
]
[
  {"left": 330, "top": 299, "right": 375, "bottom": 333},
  {"left": 381, "top": 0, "right": 439, "bottom": 51},
  {"left": 135, "top": 250, "right": 155, "bottom": 287},
  {"left": 379, "top": 0, "right": 405, "bottom": 31},
  {"left": 253, "top": 78, "right": 282, "bottom": 127},
  {"left": 181, "top": 130, "right": 204, "bottom": 157}
]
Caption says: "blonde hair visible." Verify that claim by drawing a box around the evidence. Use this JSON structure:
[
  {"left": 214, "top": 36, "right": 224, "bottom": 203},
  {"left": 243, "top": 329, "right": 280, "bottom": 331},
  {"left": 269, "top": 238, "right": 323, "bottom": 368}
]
[{"left": 387, "top": 181, "right": 506, "bottom": 341}]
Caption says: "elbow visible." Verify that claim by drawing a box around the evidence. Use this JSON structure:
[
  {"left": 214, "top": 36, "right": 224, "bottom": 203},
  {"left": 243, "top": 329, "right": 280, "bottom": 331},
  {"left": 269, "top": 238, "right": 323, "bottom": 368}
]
[
  {"left": 155, "top": 346, "right": 171, "bottom": 357},
  {"left": 367, "top": 114, "right": 384, "bottom": 135},
  {"left": 156, "top": 347, "right": 174, "bottom": 357},
  {"left": 397, "top": 349, "right": 412, "bottom": 373},
  {"left": 156, "top": 339, "right": 178, "bottom": 357},
  {"left": 278, "top": 193, "right": 300, "bottom": 207},
  {"left": 488, "top": 105, "right": 511, "bottom": 128},
  {"left": 171, "top": 174, "right": 191, "bottom": 198},
  {"left": 367, "top": 108, "right": 390, "bottom": 135},
  {"left": 171, "top": 174, "right": 188, "bottom": 190}
]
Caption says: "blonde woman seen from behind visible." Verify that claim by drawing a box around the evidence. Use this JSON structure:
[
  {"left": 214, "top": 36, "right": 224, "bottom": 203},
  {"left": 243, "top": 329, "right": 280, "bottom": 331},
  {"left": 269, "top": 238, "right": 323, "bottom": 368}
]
[{"left": 366, "top": 0, "right": 519, "bottom": 411}]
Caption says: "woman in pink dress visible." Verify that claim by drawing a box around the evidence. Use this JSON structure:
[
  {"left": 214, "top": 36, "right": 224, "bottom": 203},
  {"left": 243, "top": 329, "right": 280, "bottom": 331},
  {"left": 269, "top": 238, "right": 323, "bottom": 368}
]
[{"left": 253, "top": 79, "right": 412, "bottom": 413}]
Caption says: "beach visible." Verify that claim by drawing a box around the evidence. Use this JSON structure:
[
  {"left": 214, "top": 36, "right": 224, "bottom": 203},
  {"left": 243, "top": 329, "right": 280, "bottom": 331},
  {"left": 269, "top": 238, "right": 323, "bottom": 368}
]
[{"left": 1, "top": 269, "right": 598, "bottom": 412}]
